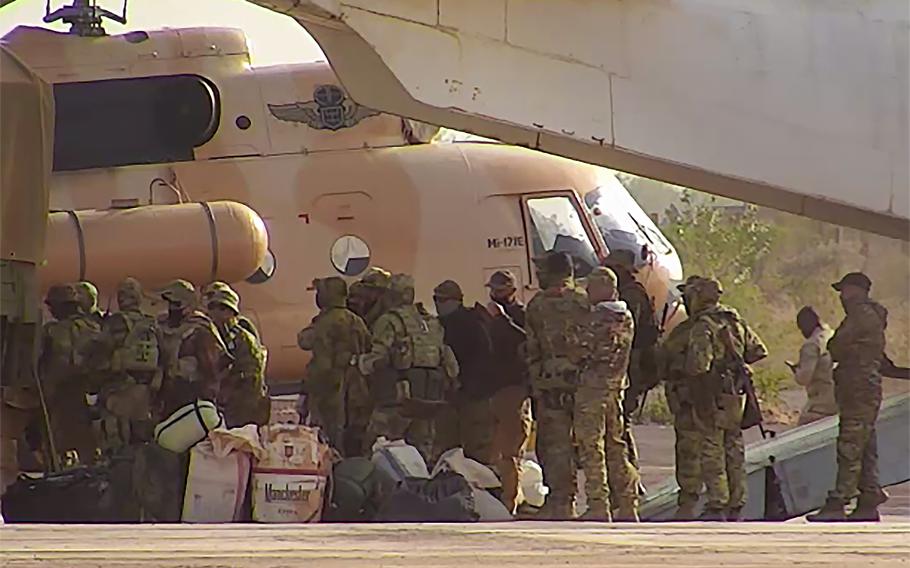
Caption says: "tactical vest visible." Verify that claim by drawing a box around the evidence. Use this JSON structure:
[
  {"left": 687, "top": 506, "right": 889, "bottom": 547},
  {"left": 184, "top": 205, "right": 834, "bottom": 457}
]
[
  {"left": 388, "top": 307, "right": 445, "bottom": 371},
  {"left": 114, "top": 312, "right": 160, "bottom": 374},
  {"left": 223, "top": 321, "right": 267, "bottom": 383},
  {"left": 159, "top": 317, "right": 206, "bottom": 384}
]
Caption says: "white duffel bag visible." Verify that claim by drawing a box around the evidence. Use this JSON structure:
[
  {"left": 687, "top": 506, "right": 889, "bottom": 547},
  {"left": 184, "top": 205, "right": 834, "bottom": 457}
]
[
  {"left": 182, "top": 440, "right": 251, "bottom": 523},
  {"left": 154, "top": 400, "right": 223, "bottom": 454}
]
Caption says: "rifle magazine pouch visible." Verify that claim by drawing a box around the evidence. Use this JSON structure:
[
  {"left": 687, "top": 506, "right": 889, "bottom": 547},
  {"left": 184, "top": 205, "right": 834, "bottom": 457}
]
[
  {"left": 716, "top": 393, "right": 746, "bottom": 431},
  {"left": 154, "top": 400, "right": 223, "bottom": 453}
]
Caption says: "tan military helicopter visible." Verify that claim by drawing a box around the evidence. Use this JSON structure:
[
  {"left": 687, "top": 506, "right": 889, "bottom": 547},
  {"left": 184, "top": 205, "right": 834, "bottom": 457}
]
[{"left": 4, "top": 4, "right": 684, "bottom": 385}]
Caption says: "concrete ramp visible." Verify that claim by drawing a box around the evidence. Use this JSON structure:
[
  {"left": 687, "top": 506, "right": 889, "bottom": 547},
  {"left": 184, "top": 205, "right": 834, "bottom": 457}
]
[{"left": 641, "top": 393, "right": 910, "bottom": 520}]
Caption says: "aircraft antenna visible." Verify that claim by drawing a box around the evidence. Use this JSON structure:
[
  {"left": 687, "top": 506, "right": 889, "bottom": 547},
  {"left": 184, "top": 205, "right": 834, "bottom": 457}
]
[{"left": 44, "top": 0, "right": 127, "bottom": 37}]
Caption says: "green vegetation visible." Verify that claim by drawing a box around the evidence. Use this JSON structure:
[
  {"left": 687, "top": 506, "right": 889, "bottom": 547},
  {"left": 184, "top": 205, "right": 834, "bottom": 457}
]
[{"left": 639, "top": 187, "right": 910, "bottom": 423}]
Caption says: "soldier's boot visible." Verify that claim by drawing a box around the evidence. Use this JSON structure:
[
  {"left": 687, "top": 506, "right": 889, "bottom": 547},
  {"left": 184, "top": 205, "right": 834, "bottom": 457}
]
[
  {"left": 613, "top": 505, "right": 640, "bottom": 522},
  {"left": 674, "top": 501, "right": 699, "bottom": 521},
  {"left": 535, "top": 497, "right": 577, "bottom": 521},
  {"left": 699, "top": 507, "right": 727, "bottom": 521},
  {"left": 726, "top": 507, "right": 744, "bottom": 522},
  {"left": 806, "top": 498, "right": 846, "bottom": 522},
  {"left": 578, "top": 499, "right": 611, "bottom": 522},
  {"left": 846, "top": 494, "right": 885, "bottom": 522}
]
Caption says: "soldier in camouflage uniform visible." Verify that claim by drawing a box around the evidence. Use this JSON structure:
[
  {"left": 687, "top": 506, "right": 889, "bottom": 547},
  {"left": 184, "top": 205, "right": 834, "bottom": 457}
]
[
  {"left": 202, "top": 281, "right": 261, "bottom": 342},
  {"left": 359, "top": 273, "right": 459, "bottom": 463},
  {"left": 83, "top": 277, "right": 161, "bottom": 452},
  {"left": 350, "top": 267, "right": 392, "bottom": 328},
  {"left": 74, "top": 281, "right": 105, "bottom": 326},
  {"left": 809, "top": 272, "right": 889, "bottom": 522},
  {"left": 578, "top": 266, "right": 639, "bottom": 521},
  {"left": 39, "top": 283, "right": 101, "bottom": 464},
  {"left": 657, "top": 280, "right": 702, "bottom": 520},
  {"left": 206, "top": 284, "right": 270, "bottom": 428},
  {"left": 605, "top": 250, "right": 659, "bottom": 495},
  {"left": 298, "top": 277, "right": 370, "bottom": 453},
  {"left": 680, "top": 276, "right": 767, "bottom": 520},
  {"left": 155, "top": 280, "right": 230, "bottom": 419},
  {"left": 525, "top": 252, "right": 590, "bottom": 520}
]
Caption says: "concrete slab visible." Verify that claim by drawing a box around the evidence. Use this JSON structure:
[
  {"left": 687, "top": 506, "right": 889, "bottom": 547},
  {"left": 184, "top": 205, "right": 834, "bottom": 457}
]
[{"left": 2, "top": 523, "right": 908, "bottom": 567}]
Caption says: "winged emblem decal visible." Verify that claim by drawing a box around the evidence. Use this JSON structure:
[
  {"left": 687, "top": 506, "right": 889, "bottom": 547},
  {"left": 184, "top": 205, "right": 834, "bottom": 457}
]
[{"left": 267, "top": 84, "right": 380, "bottom": 131}]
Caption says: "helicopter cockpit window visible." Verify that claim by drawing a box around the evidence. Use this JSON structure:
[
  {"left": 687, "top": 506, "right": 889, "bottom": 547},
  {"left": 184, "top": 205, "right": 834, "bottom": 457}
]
[
  {"left": 330, "top": 235, "right": 371, "bottom": 277},
  {"left": 525, "top": 196, "right": 599, "bottom": 278},
  {"left": 53, "top": 74, "right": 220, "bottom": 172}
]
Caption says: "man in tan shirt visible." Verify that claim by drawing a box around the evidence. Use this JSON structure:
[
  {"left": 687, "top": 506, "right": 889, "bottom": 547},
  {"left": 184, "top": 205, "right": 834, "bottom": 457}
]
[{"left": 789, "top": 306, "right": 837, "bottom": 425}]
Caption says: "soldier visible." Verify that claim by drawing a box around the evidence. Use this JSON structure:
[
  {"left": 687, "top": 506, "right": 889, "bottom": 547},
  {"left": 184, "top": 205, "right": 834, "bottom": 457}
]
[
  {"left": 85, "top": 277, "right": 161, "bottom": 452},
  {"left": 298, "top": 277, "right": 370, "bottom": 453},
  {"left": 525, "top": 252, "right": 590, "bottom": 520},
  {"left": 155, "top": 280, "right": 230, "bottom": 419},
  {"left": 484, "top": 271, "right": 531, "bottom": 514},
  {"left": 657, "top": 278, "right": 702, "bottom": 520},
  {"left": 206, "top": 284, "right": 270, "bottom": 429},
  {"left": 580, "top": 266, "right": 640, "bottom": 521},
  {"left": 74, "top": 281, "right": 105, "bottom": 326},
  {"left": 605, "top": 250, "right": 659, "bottom": 494},
  {"left": 201, "top": 281, "right": 261, "bottom": 342},
  {"left": 433, "top": 279, "right": 496, "bottom": 463},
  {"left": 681, "top": 276, "right": 767, "bottom": 521},
  {"left": 38, "top": 283, "right": 101, "bottom": 465},
  {"left": 354, "top": 267, "right": 392, "bottom": 328},
  {"left": 789, "top": 306, "right": 837, "bottom": 426},
  {"left": 486, "top": 270, "right": 526, "bottom": 328},
  {"left": 809, "top": 272, "right": 889, "bottom": 522},
  {"left": 358, "top": 273, "right": 459, "bottom": 463}
]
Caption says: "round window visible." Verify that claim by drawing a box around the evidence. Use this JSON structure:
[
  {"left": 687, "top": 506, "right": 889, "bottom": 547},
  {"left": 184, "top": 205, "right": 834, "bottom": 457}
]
[
  {"left": 246, "top": 249, "right": 276, "bottom": 284},
  {"left": 330, "top": 235, "right": 371, "bottom": 277}
]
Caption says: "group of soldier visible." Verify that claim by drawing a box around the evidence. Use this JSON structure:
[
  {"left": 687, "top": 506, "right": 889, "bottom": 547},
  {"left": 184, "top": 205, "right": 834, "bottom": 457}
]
[
  {"left": 36, "top": 278, "right": 269, "bottom": 468},
  {"left": 30, "top": 250, "right": 894, "bottom": 523}
]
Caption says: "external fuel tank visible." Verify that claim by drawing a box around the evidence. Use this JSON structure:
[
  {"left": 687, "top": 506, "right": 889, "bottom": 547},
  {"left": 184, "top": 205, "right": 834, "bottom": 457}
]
[{"left": 40, "top": 201, "right": 268, "bottom": 290}]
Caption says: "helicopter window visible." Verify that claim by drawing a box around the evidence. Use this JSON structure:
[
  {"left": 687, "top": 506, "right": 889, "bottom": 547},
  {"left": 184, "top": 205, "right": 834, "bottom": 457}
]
[
  {"left": 525, "top": 196, "right": 599, "bottom": 278},
  {"left": 330, "top": 235, "right": 371, "bottom": 277},
  {"left": 52, "top": 74, "right": 220, "bottom": 172}
]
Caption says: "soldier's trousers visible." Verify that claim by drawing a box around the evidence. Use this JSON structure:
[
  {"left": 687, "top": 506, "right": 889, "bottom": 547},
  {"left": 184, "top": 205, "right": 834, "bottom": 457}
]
[
  {"left": 344, "top": 374, "right": 372, "bottom": 457},
  {"left": 671, "top": 399, "right": 702, "bottom": 508},
  {"left": 491, "top": 386, "right": 532, "bottom": 513},
  {"left": 604, "top": 387, "right": 640, "bottom": 513},
  {"left": 367, "top": 406, "right": 436, "bottom": 464},
  {"left": 310, "top": 389, "right": 346, "bottom": 454},
  {"left": 701, "top": 425, "right": 746, "bottom": 511},
  {"left": 831, "top": 372, "right": 883, "bottom": 502},
  {"left": 535, "top": 388, "right": 579, "bottom": 505}
]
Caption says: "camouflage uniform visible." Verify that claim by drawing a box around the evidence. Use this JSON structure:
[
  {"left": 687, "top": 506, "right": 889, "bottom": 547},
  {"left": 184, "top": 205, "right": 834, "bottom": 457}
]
[
  {"left": 525, "top": 253, "right": 590, "bottom": 519},
  {"left": 658, "top": 307, "right": 701, "bottom": 518},
  {"left": 85, "top": 277, "right": 161, "bottom": 451},
  {"left": 810, "top": 272, "right": 888, "bottom": 521},
  {"left": 682, "top": 278, "right": 767, "bottom": 519},
  {"left": 298, "top": 277, "right": 370, "bottom": 453},
  {"left": 606, "top": 250, "right": 659, "bottom": 486},
  {"left": 202, "top": 281, "right": 261, "bottom": 342},
  {"left": 579, "top": 267, "right": 639, "bottom": 521},
  {"left": 360, "top": 274, "right": 458, "bottom": 463},
  {"left": 39, "top": 284, "right": 101, "bottom": 464},
  {"left": 156, "top": 280, "right": 230, "bottom": 419},
  {"left": 207, "top": 286, "right": 270, "bottom": 429}
]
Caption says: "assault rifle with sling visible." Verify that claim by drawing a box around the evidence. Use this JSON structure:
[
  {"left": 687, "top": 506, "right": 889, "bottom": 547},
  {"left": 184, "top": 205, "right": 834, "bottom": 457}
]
[{"left": 718, "top": 325, "right": 769, "bottom": 439}]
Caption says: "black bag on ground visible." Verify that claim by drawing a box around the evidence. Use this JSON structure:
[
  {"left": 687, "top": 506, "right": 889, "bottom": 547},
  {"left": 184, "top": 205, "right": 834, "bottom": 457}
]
[
  {"left": 1, "top": 466, "right": 116, "bottom": 523},
  {"left": 324, "top": 457, "right": 394, "bottom": 522},
  {"left": 133, "top": 442, "right": 188, "bottom": 522},
  {"left": 374, "top": 471, "right": 479, "bottom": 523}
]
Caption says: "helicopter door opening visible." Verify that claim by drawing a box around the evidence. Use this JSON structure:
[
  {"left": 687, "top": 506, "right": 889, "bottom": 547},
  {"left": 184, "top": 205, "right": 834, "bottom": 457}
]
[{"left": 521, "top": 192, "right": 604, "bottom": 287}]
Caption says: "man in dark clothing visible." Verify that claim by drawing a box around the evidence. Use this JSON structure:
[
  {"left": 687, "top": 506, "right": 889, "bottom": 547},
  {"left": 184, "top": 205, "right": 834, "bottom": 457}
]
[
  {"left": 433, "top": 280, "right": 496, "bottom": 464},
  {"left": 487, "top": 270, "right": 526, "bottom": 328}
]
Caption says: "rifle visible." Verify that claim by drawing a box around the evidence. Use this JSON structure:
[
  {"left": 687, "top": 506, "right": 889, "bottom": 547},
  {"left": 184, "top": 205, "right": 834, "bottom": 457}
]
[{"left": 718, "top": 325, "right": 771, "bottom": 439}]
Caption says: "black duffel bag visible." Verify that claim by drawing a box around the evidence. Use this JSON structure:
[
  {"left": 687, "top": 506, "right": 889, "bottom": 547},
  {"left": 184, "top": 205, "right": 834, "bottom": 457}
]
[{"left": 2, "top": 465, "right": 116, "bottom": 523}]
